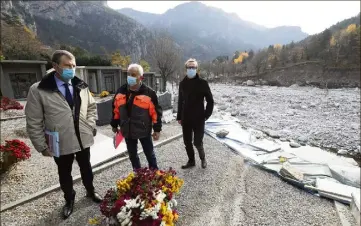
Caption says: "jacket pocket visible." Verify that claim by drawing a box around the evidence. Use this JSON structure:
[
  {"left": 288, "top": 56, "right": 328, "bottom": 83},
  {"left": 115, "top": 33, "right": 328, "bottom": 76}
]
[{"left": 79, "top": 117, "right": 94, "bottom": 131}]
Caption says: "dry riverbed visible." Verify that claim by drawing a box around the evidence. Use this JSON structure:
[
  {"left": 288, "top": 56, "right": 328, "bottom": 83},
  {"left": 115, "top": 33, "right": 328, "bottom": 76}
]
[{"left": 211, "top": 84, "right": 360, "bottom": 156}]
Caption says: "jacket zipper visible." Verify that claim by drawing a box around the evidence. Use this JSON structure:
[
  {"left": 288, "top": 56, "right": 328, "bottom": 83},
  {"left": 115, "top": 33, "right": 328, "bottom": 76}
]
[{"left": 127, "top": 93, "right": 133, "bottom": 137}]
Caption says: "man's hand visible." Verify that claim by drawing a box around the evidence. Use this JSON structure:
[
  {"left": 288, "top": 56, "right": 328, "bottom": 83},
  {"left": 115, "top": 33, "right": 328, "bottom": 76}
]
[
  {"left": 41, "top": 148, "right": 53, "bottom": 157},
  {"left": 112, "top": 127, "right": 119, "bottom": 133},
  {"left": 152, "top": 132, "right": 160, "bottom": 141},
  {"left": 178, "top": 120, "right": 182, "bottom": 125}
]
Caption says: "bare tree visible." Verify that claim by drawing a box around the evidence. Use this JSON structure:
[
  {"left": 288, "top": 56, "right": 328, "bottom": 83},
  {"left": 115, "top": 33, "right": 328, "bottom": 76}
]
[
  {"left": 250, "top": 50, "right": 268, "bottom": 75},
  {"left": 147, "top": 31, "right": 182, "bottom": 92}
]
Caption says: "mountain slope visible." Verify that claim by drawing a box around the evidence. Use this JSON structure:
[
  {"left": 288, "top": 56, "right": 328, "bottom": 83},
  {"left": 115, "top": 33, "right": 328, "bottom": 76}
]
[
  {"left": 118, "top": 2, "right": 308, "bottom": 60},
  {"left": 1, "top": 0, "right": 152, "bottom": 61}
]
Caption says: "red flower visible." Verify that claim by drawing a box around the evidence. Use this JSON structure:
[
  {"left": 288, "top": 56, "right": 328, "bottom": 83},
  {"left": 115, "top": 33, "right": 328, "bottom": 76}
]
[
  {"left": 0, "top": 139, "right": 31, "bottom": 161},
  {"left": 0, "top": 97, "right": 24, "bottom": 111}
]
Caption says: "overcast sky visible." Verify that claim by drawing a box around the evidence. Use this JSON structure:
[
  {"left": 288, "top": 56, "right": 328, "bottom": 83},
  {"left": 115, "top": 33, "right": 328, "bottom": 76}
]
[{"left": 107, "top": 1, "right": 360, "bottom": 35}]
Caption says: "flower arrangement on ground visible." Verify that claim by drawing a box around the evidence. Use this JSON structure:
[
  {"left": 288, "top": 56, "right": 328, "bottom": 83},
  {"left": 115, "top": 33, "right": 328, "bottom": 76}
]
[
  {"left": 94, "top": 167, "right": 184, "bottom": 226},
  {"left": 0, "top": 97, "right": 24, "bottom": 111},
  {"left": 100, "top": 91, "right": 110, "bottom": 98},
  {"left": 0, "top": 139, "right": 31, "bottom": 173}
]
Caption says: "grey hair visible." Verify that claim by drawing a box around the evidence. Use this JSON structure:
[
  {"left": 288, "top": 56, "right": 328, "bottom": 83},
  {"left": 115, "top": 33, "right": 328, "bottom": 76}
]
[
  {"left": 128, "top": 63, "right": 144, "bottom": 76},
  {"left": 185, "top": 58, "right": 198, "bottom": 68},
  {"left": 51, "top": 50, "right": 75, "bottom": 64}
]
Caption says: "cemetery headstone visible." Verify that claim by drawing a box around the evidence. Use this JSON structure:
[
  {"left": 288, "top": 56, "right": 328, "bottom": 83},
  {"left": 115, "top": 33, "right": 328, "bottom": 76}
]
[
  {"left": 173, "top": 95, "right": 178, "bottom": 113},
  {"left": 96, "top": 99, "right": 113, "bottom": 126},
  {"left": 157, "top": 92, "right": 172, "bottom": 110}
]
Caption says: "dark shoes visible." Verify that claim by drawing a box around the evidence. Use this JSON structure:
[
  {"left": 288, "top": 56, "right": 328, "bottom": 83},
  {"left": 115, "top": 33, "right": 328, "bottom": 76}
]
[
  {"left": 201, "top": 159, "right": 207, "bottom": 169},
  {"left": 62, "top": 200, "right": 74, "bottom": 219},
  {"left": 181, "top": 160, "right": 207, "bottom": 169},
  {"left": 181, "top": 161, "right": 196, "bottom": 169},
  {"left": 62, "top": 192, "right": 102, "bottom": 219},
  {"left": 86, "top": 192, "right": 103, "bottom": 203}
]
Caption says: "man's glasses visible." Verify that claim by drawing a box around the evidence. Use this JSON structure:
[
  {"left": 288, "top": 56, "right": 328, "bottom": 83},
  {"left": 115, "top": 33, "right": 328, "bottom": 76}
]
[{"left": 186, "top": 66, "right": 197, "bottom": 69}]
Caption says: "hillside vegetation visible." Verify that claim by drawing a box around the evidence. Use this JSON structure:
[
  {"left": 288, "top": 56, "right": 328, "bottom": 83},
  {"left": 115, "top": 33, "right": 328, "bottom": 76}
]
[{"left": 200, "top": 14, "right": 361, "bottom": 80}]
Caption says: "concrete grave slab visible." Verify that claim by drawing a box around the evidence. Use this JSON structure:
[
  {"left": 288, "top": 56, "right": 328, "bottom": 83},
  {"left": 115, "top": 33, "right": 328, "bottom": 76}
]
[{"left": 89, "top": 132, "right": 127, "bottom": 167}]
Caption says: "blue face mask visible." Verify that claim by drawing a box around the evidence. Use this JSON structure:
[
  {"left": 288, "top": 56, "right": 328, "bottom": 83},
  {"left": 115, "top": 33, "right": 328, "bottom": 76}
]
[
  {"left": 61, "top": 68, "right": 75, "bottom": 81},
  {"left": 186, "top": 69, "right": 197, "bottom": 78},
  {"left": 127, "top": 76, "right": 137, "bottom": 86}
]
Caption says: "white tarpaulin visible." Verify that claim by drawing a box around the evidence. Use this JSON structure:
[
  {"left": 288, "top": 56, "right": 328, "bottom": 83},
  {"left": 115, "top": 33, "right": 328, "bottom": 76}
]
[{"left": 205, "top": 113, "right": 360, "bottom": 205}]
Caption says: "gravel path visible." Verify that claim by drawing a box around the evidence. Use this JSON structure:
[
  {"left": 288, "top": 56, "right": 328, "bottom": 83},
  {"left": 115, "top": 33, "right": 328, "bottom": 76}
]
[
  {"left": 211, "top": 84, "right": 360, "bottom": 154},
  {"left": 0, "top": 119, "right": 181, "bottom": 206},
  {"left": 0, "top": 136, "right": 342, "bottom": 226},
  {"left": 239, "top": 165, "right": 342, "bottom": 226}
]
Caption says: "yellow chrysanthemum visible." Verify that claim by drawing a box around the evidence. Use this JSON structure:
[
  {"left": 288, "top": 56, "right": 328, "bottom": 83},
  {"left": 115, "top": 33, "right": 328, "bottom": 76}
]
[{"left": 88, "top": 217, "right": 100, "bottom": 225}]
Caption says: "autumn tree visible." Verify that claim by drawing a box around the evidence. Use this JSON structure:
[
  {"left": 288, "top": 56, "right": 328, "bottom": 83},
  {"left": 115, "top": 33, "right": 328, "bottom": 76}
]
[
  {"left": 1, "top": 21, "right": 49, "bottom": 60},
  {"left": 233, "top": 52, "right": 249, "bottom": 64},
  {"left": 111, "top": 51, "right": 131, "bottom": 68},
  {"left": 147, "top": 31, "right": 182, "bottom": 91},
  {"left": 139, "top": 59, "right": 151, "bottom": 72}
]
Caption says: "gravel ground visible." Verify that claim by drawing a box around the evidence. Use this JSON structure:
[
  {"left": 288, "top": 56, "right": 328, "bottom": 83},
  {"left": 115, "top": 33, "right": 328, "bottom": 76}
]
[
  {"left": 0, "top": 119, "right": 181, "bottom": 206},
  {"left": 211, "top": 84, "right": 360, "bottom": 154},
  {"left": 0, "top": 136, "right": 342, "bottom": 226},
  {"left": 239, "top": 165, "right": 342, "bottom": 226}
]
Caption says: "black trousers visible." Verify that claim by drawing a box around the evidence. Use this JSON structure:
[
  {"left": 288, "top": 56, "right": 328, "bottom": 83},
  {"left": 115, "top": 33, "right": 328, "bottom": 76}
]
[
  {"left": 54, "top": 148, "right": 94, "bottom": 202},
  {"left": 182, "top": 121, "right": 205, "bottom": 162},
  {"left": 125, "top": 135, "right": 158, "bottom": 170}
]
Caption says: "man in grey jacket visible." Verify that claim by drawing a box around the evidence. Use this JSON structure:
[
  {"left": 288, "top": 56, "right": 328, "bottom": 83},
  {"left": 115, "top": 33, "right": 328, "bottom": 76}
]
[{"left": 25, "top": 50, "right": 102, "bottom": 219}]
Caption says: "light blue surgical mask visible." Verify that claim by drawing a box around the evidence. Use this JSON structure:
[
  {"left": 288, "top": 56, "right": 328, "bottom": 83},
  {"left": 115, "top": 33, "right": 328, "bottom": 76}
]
[
  {"left": 61, "top": 68, "right": 75, "bottom": 81},
  {"left": 186, "top": 69, "right": 197, "bottom": 78},
  {"left": 127, "top": 76, "right": 137, "bottom": 86}
]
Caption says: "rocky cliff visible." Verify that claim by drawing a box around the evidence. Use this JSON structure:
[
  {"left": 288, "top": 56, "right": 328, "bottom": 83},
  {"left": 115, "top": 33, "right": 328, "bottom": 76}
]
[
  {"left": 118, "top": 2, "right": 309, "bottom": 60},
  {"left": 1, "top": 0, "right": 152, "bottom": 61}
]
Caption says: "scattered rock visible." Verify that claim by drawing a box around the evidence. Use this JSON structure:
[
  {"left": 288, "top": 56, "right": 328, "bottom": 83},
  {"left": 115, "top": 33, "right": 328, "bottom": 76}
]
[
  {"left": 218, "top": 105, "right": 227, "bottom": 111},
  {"left": 309, "top": 103, "right": 317, "bottom": 108},
  {"left": 260, "top": 80, "right": 269, "bottom": 86},
  {"left": 290, "top": 84, "right": 299, "bottom": 88},
  {"left": 265, "top": 130, "right": 281, "bottom": 139},
  {"left": 337, "top": 149, "right": 349, "bottom": 155},
  {"left": 301, "top": 105, "right": 308, "bottom": 110},
  {"left": 246, "top": 80, "right": 255, "bottom": 86},
  {"left": 216, "top": 129, "right": 229, "bottom": 138},
  {"left": 297, "top": 136, "right": 308, "bottom": 145},
  {"left": 280, "top": 137, "right": 288, "bottom": 142},
  {"left": 231, "top": 111, "right": 239, "bottom": 116},
  {"left": 289, "top": 142, "right": 301, "bottom": 148},
  {"left": 286, "top": 110, "right": 295, "bottom": 116},
  {"left": 334, "top": 103, "right": 340, "bottom": 108}
]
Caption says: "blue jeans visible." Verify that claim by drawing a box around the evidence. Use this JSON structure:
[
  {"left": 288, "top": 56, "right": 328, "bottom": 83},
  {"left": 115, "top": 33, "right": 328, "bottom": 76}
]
[{"left": 125, "top": 136, "right": 158, "bottom": 170}]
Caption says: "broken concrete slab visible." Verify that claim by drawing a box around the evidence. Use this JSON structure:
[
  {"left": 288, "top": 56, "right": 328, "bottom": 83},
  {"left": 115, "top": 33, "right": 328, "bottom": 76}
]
[
  {"left": 90, "top": 132, "right": 127, "bottom": 167},
  {"left": 351, "top": 192, "right": 360, "bottom": 226}
]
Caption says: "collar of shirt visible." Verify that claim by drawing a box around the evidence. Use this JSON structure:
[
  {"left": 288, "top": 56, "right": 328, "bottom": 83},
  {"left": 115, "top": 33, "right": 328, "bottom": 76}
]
[
  {"left": 54, "top": 74, "right": 73, "bottom": 98},
  {"left": 54, "top": 74, "right": 72, "bottom": 88}
]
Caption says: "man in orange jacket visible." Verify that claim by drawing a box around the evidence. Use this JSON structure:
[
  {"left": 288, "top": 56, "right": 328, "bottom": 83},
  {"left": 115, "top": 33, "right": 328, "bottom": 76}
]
[{"left": 111, "top": 64, "right": 162, "bottom": 170}]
